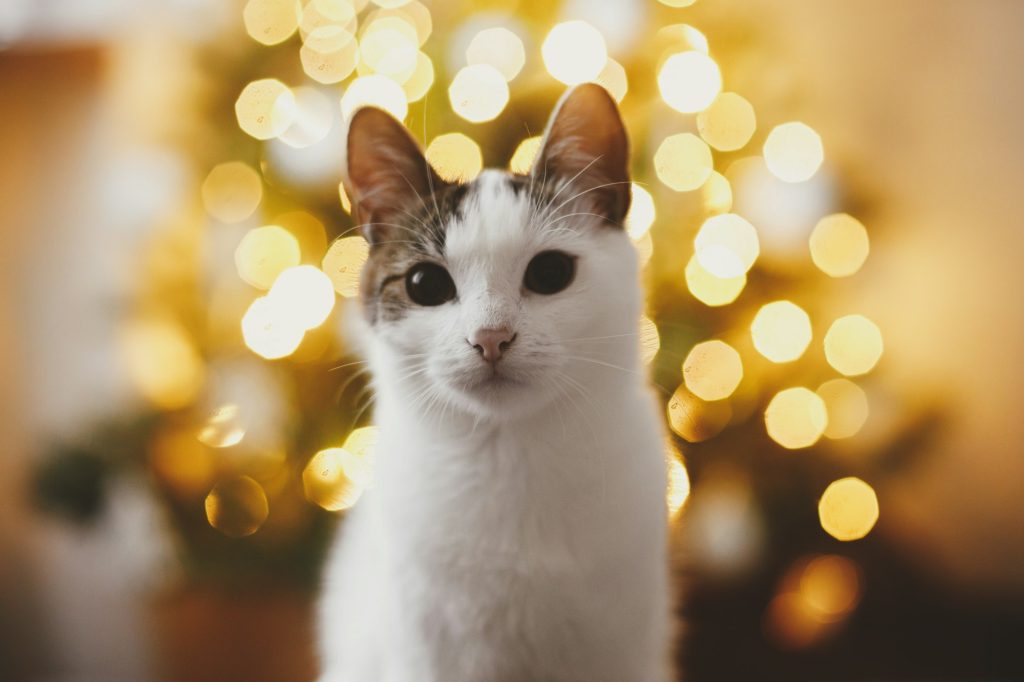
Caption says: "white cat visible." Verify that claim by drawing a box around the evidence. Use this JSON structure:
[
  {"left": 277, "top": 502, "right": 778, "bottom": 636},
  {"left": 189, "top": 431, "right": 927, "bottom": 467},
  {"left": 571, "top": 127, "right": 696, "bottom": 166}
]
[{"left": 318, "top": 84, "right": 672, "bottom": 682}]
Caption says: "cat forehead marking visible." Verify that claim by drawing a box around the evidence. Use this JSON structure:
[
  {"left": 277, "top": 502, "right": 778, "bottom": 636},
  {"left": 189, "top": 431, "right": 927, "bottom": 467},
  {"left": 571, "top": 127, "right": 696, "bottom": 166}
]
[{"left": 445, "top": 171, "right": 537, "bottom": 262}]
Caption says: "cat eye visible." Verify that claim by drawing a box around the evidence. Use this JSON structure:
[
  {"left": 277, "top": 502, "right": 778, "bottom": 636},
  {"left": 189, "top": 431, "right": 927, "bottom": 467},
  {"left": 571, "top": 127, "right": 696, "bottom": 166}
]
[
  {"left": 523, "top": 250, "right": 576, "bottom": 295},
  {"left": 405, "top": 262, "right": 456, "bottom": 306}
]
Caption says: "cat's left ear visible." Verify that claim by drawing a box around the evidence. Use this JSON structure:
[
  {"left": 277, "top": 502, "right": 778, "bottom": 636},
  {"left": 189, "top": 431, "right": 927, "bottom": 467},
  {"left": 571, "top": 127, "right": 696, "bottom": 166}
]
[
  {"left": 342, "top": 106, "right": 448, "bottom": 245},
  {"left": 531, "top": 83, "right": 630, "bottom": 225}
]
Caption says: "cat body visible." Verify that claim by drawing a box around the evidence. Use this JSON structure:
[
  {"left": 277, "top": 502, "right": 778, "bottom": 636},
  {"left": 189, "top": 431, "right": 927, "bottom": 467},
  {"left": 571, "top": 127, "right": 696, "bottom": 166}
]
[{"left": 318, "top": 85, "right": 671, "bottom": 682}]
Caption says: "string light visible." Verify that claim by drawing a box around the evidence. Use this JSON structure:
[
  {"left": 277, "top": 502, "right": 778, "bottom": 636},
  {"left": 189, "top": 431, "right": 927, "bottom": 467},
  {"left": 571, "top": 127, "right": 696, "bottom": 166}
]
[
  {"left": 764, "top": 387, "right": 828, "bottom": 449},
  {"left": 683, "top": 340, "right": 744, "bottom": 401},
  {"left": 235, "top": 79, "right": 296, "bottom": 140},
  {"left": 750, "top": 300, "right": 813, "bottom": 363},
  {"left": 697, "top": 92, "right": 757, "bottom": 152},
  {"left": 640, "top": 316, "right": 661, "bottom": 364},
  {"left": 626, "top": 184, "right": 656, "bottom": 241},
  {"left": 449, "top": 64, "right": 509, "bottom": 123},
  {"left": 322, "top": 236, "right": 369, "bottom": 298},
  {"left": 300, "top": 26, "right": 358, "bottom": 84},
  {"left": 816, "top": 379, "right": 869, "bottom": 439},
  {"left": 824, "top": 315, "right": 883, "bottom": 376},
  {"left": 197, "top": 404, "right": 246, "bottom": 448},
  {"left": 243, "top": 0, "right": 300, "bottom": 46},
  {"left": 667, "top": 384, "right": 732, "bottom": 443},
  {"left": 595, "top": 58, "right": 628, "bottom": 102},
  {"left": 685, "top": 255, "right": 746, "bottom": 307},
  {"left": 658, "top": 51, "right": 722, "bottom": 114},
  {"left": 341, "top": 75, "right": 408, "bottom": 121},
  {"left": 694, "top": 213, "right": 760, "bottom": 278},
  {"left": 205, "top": 475, "right": 269, "bottom": 537},
  {"left": 201, "top": 162, "right": 263, "bottom": 224},
  {"left": 303, "top": 448, "right": 366, "bottom": 511},
  {"left": 542, "top": 21, "right": 608, "bottom": 85},
  {"left": 654, "top": 133, "right": 713, "bottom": 191},
  {"left": 426, "top": 133, "right": 483, "bottom": 182},
  {"left": 267, "top": 265, "right": 337, "bottom": 330},
  {"left": 235, "top": 225, "right": 302, "bottom": 290},
  {"left": 466, "top": 27, "right": 526, "bottom": 82},
  {"left": 241, "top": 296, "right": 306, "bottom": 360},
  {"left": 666, "top": 447, "right": 691, "bottom": 518},
  {"left": 359, "top": 17, "right": 419, "bottom": 82},
  {"left": 700, "top": 171, "right": 734, "bottom": 214},
  {"left": 509, "top": 136, "right": 542, "bottom": 174},
  {"left": 763, "top": 122, "right": 824, "bottom": 182},
  {"left": 818, "top": 477, "right": 879, "bottom": 541},
  {"left": 402, "top": 51, "right": 435, "bottom": 101},
  {"left": 809, "top": 213, "right": 870, "bottom": 277}
]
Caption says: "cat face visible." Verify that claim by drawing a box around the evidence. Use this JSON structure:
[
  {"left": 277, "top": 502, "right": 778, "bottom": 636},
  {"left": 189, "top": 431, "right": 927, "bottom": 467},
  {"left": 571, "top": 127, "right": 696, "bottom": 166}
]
[{"left": 342, "top": 85, "right": 640, "bottom": 420}]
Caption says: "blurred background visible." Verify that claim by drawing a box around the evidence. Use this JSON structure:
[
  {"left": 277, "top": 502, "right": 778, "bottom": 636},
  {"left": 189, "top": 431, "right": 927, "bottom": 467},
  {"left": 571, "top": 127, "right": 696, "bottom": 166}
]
[{"left": 2, "top": 0, "right": 1023, "bottom": 680}]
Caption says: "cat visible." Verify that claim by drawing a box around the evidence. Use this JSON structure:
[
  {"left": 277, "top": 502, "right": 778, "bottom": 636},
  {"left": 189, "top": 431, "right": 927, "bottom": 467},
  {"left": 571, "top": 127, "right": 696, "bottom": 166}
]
[{"left": 317, "top": 83, "right": 672, "bottom": 682}]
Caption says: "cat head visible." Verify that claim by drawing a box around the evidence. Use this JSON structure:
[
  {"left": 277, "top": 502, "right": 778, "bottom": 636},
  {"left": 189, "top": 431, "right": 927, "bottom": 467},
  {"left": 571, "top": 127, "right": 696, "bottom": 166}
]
[{"left": 341, "top": 84, "right": 642, "bottom": 421}]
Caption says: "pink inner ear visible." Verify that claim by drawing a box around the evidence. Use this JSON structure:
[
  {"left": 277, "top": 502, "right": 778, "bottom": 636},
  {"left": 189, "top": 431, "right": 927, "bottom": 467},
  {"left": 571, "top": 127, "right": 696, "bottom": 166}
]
[
  {"left": 533, "top": 84, "right": 631, "bottom": 224},
  {"left": 343, "top": 106, "right": 447, "bottom": 244}
]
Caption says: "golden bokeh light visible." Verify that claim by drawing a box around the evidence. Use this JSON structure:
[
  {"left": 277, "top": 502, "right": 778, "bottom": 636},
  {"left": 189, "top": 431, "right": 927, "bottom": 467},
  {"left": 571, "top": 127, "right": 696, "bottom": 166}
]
[
  {"left": 235, "top": 225, "right": 302, "bottom": 290},
  {"left": 824, "top": 315, "right": 883, "bottom": 376},
  {"left": 341, "top": 75, "right": 409, "bottom": 121},
  {"left": 466, "top": 27, "right": 526, "bottom": 82},
  {"left": 426, "top": 133, "right": 483, "bottom": 182},
  {"left": 750, "top": 300, "right": 813, "bottom": 363},
  {"left": 694, "top": 213, "right": 760, "bottom": 278},
  {"left": 300, "top": 26, "right": 358, "bottom": 84},
  {"left": 542, "top": 20, "right": 608, "bottom": 85},
  {"left": 700, "top": 170, "right": 733, "bottom": 214},
  {"left": 683, "top": 340, "right": 744, "bottom": 401},
  {"left": 299, "top": 0, "right": 357, "bottom": 39},
  {"left": 509, "top": 136, "right": 542, "bottom": 174},
  {"left": 243, "top": 0, "right": 300, "bottom": 46},
  {"left": 764, "top": 387, "right": 828, "bottom": 449},
  {"left": 205, "top": 475, "right": 269, "bottom": 537},
  {"left": 635, "top": 231, "right": 654, "bottom": 268},
  {"left": 659, "top": 0, "right": 697, "bottom": 7},
  {"left": 201, "top": 161, "right": 263, "bottom": 224},
  {"left": 267, "top": 265, "right": 337, "bottom": 331},
  {"left": 697, "top": 92, "right": 757, "bottom": 152},
  {"left": 448, "top": 64, "right": 510, "bottom": 123},
  {"left": 654, "top": 133, "right": 713, "bottom": 192},
  {"left": 235, "top": 78, "right": 296, "bottom": 140},
  {"left": 818, "top": 477, "right": 879, "bottom": 541},
  {"left": 359, "top": 17, "right": 419, "bottom": 83},
  {"left": 121, "top": 317, "right": 205, "bottom": 410},
  {"left": 816, "top": 378, "right": 869, "bottom": 440},
  {"left": 366, "top": 1, "right": 431, "bottom": 46},
  {"left": 277, "top": 86, "right": 334, "bottom": 149},
  {"left": 766, "top": 554, "right": 863, "bottom": 649},
  {"left": 763, "top": 121, "right": 824, "bottom": 183},
  {"left": 372, "top": 0, "right": 411, "bottom": 8},
  {"left": 402, "top": 51, "right": 435, "bottom": 102},
  {"left": 809, "top": 213, "right": 870, "bottom": 278},
  {"left": 668, "top": 384, "right": 733, "bottom": 443},
  {"left": 626, "top": 184, "right": 656, "bottom": 241},
  {"left": 685, "top": 254, "right": 746, "bottom": 307},
  {"left": 800, "top": 554, "right": 863, "bottom": 621},
  {"left": 657, "top": 23, "right": 708, "bottom": 56},
  {"left": 150, "top": 426, "right": 216, "bottom": 496},
  {"left": 302, "top": 447, "right": 365, "bottom": 511},
  {"left": 666, "top": 448, "right": 691, "bottom": 518},
  {"left": 322, "top": 236, "right": 369, "bottom": 298},
  {"left": 197, "top": 404, "right": 246, "bottom": 448},
  {"left": 241, "top": 296, "right": 306, "bottom": 360},
  {"left": 275, "top": 211, "right": 328, "bottom": 263},
  {"left": 640, "top": 315, "right": 661, "bottom": 365},
  {"left": 338, "top": 182, "right": 352, "bottom": 213},
  {"left": 595, "top": 58, "right": 628, "bottom": 102},
  {"left": 658, "top": 51, "right": 722, "bottom": 114}
]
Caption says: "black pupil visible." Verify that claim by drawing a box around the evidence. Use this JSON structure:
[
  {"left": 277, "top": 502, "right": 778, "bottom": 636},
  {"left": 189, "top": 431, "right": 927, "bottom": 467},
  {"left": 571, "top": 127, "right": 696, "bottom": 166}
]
[
  {"left": 524, "top": 251, "right": 575, "bottom": 295},
  {"left": 406, "top": 263, "right": 456, "bottom": 306}
]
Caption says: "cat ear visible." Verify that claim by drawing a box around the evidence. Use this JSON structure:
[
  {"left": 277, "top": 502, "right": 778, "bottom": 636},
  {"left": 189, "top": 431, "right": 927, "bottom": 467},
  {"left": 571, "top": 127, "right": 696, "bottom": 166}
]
[
  {"left": 531, "top": 83, "right": 631, "bottom": 225},
  {"left": 342, "top": 106, "right": 447, "bottom": 245}
]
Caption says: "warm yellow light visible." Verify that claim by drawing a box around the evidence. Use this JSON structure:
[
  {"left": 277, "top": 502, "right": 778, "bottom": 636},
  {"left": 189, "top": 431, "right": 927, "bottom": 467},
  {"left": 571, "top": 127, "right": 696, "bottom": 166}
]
[
  {"left": 243, "top": 0, "right": 300, "bottom": 46},
  {"left": 635, "top": 232, "right": 654, "bottom": 268},
  {"left": 818, "top": 477, "right": 879, "bottom": 541},
  {"left": 509, "top": 136, "right": 542, "bottom": 174},
  {"left": 626, "top": 184, "right": 656, "bottom": 241},
  {"left": 685, "top": 254, "right": 746, "bottom": 307},
  {"left": 595, "top": 59, "right": 628, "bottom": 102},
  {"left": 197, "top": 404, "right": 246, "bottom": 448},
  {"left": 667, "top": 384, "right": 732, "bottom": 443},
  {"left": 360, "top": 17, "right": 419, "bottom": 83},
  {"left": 267, "top": 265, "right": 336, "bottom": 330},
  {"left": 341, "top": 75, "right": 409, "bottom": 121},
  {"left": 750, "top": 300, "right": 813, "bottom": 363},
  {"left": 366, "top": 1, "right": 431, "bottom": 46},
  {"left": 121, "top": 317, "right": 204, "bottom": 410},
  {"left": 302, "top": 448, "right": 365, "bottom": 511},
  {"left": 640, "top": 315, "right": 660, "bottom": 364},
  {"left": 697, "top": 92, "right": 756, "bottom": 152},
  {"left": 816, "top": 378, "right": 869, "bottom": 440},
  {"left": 322, "top": 236, "right": 370, "bottom": 298},
  {"left": 654, "top": 133, "right": 713, "bottom": 192},
  {"left": 338, "top": 183, "right": 352, "bottom": 213},
  {"left": 235, "top": 225, "right": 302, "bottom": 290},
  {"left": 542, "top": 20, "right": 608, "bottom": 85},
  {"left": 205, "top": 475, "right": 269, "bottom": 537},
  {"left": 235, "top": 79, "right": 296, "bottom": 140},
  {"left": 666, "top": 450, "right": 691, "bottom": 518},
  {"left": 426, "top": 133, "right": 483, "bottom": 182},
  {"left": 299, "top": 0, "right": 357, "bottom": 39},
  {"left": 683, "top": 340, "right": 744, "bottom": 401},
  {"left": 300, "top": 26, "right": 358, "bottom": 84},
  {"left": 150, "top": 426, "right": 215, "bottom": 495},
  {"left": 700, "top": 171, "right": 733, "bottom": 214},
  {"left": 763, "top": 122, "right": 824, "bottom": 183},
  {"left": 799, "top": 554, "right": 863, "bottom": 621},
  {"left": 694, "top": 213, "right": 760, "bottom": 278},
  {"left": 372, "top": 0, "right": 410, "bottom": 8},
  {"left": 201, "top": 162, "right": 263, "bottom": 224},
  {"left": 343, "top": 425, "right": 380, "bottom": 461},
  {"left": 659, "top": 0, "right": 697, "bottom": 7},
  {"left": 278, "top": 86, "right": 334, "bottom": 149},
  {"left": 466, "top": 27, "right": 525, "bottom": 82},
  {"left": 656, "top": 24, "right": 709, "bottom": 57},
  {"left": 809, "top": 213, "right": 870, "bottom": 277},
  {"left": 402, "top": 51, "right": 435, "bottom": 102},
  {"left": 275, "top": 211, "right": 328, "bottom": 263},
  {"left": 448, "top": 64, "right": 509, "bottom": 123},
  {"left": 241, "top": 296, "right": 306, "bottom": 360},
  {"left": 658, "top": 51, "right": 721, "bottom": 114},
  {"left": 765, "top": 387, "right": 828, "bottom": 449},
  {"left": 824, "top": 315, "right": 883, "bottom": 376}
]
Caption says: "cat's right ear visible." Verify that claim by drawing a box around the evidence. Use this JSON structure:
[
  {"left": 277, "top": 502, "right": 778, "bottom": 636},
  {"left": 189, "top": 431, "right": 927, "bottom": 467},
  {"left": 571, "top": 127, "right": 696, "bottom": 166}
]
[{"left": 342, "top": 107, "right": 447, "bottom": 245}]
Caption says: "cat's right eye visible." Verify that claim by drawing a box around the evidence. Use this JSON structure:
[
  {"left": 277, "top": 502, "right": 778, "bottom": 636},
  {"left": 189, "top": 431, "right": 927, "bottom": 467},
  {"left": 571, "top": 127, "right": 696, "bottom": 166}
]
[{"left": 405, "top": 262, "right": 456, "bottom": 306}]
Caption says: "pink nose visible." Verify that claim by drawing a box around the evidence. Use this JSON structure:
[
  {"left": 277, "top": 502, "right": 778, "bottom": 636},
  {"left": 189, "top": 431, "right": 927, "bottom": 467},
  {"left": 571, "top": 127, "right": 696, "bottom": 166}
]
[{"left": 468, "top": 328, "right": 516, "bottom": 363}]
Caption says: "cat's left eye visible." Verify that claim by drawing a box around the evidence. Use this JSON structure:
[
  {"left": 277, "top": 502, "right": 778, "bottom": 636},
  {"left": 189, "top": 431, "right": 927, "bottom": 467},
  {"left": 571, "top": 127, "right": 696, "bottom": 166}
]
[
  {"left": 524, "top": 250, "right": 576, "bottom": 295},
  {"left": 405, "top": 262, "right": 456, "bottom": 306}
]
